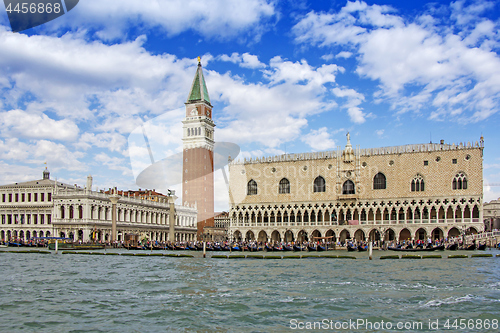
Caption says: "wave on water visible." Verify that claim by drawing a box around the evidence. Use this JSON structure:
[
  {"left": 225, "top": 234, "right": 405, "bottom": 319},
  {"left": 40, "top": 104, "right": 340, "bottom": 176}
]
[{"left": 420, "top": 294, "right": 486, "bottom": 308}]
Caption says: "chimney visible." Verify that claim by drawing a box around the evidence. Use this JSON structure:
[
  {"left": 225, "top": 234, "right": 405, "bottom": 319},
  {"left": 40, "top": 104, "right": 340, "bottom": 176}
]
[{"left": 440, "top": 139, "right": 444, "bottom": 144}]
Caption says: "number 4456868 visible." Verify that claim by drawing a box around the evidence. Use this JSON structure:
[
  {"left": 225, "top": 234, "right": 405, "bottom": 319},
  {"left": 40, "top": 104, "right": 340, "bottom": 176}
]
[
  {"left": 443, "top": 318, "right": 498, "bottom": 330},
  {"left": 5, "top": 2, "right": 62, "bottom": 14}
]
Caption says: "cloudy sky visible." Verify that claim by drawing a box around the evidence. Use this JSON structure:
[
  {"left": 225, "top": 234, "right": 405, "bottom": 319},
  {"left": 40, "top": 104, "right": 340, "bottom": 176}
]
[{"left": 1, "top": 0, "right": 499, "bottom": 210}]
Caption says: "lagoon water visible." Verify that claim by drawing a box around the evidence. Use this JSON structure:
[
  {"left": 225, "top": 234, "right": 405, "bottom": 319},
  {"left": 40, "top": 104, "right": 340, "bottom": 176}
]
[{"left": 1, "top": 249, "right": 499, "bottom": 332}]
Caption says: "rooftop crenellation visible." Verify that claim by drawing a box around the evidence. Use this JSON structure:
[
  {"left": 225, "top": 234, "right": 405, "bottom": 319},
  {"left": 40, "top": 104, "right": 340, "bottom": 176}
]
[{"left": 232, "top": 140, "right": 484, "bottom": 165}]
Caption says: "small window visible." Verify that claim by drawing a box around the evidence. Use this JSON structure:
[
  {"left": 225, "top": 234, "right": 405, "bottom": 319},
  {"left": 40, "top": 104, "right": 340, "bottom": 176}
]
[
  {"left": 452, "top": 173, "right": 467, "bottom": 190},
  {"left": 313, "top": 176, "right": 326, "bottom": 193},
  {"left": 342, "top": 180, "right": 355, "bottom": 194},
  {"left": 28, "top": 193, "right": 31, "bottom": 202},
  {"left": 247, "top": 180, "right": 257, "bottom": 195},
  {"left": 423, "top": 161, "right": 429, "bottom": 166},
  {"left": 373, "top": 173, "right": 386, "bottom": 190},
  {"left": 41, "top": 193, "right": 45, "bottom": 202},
  {"left": 411, "top": 175, "right": 425, "bottom": 192},
  {"left": 34, "top": 193, "right": 38, "bottom": 202},
  {"left": 1, "top": 194, "right": 4, "bottom": 202},
  {"left": 452, "top": 159, "right": 457, "bottom": 164},
  {"left": 279, "top": 178, "right": 290, "bottom": 194}
]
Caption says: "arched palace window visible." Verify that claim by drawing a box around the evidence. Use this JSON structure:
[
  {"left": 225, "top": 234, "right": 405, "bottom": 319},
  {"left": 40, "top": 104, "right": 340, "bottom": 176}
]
[
  {"left": 279, "top": 178, "right": 290, "bottom": 194},
  {"left": 373, "top": 172, "right": 386, "bottom": 190},
  {"left": 342, "top": 180, "right": 355, "bottom": 195},
  {"left": 313, "top": 176, "right": 326, "bottom": 193},
  {"left": 411, "top": 174, "right": 425, "bottom": 192},
  {"left": 452, "top": 172, "right": 467, "bottom": 190},
  {"left": 247, "top": 180, "right": 258, "bottom": 195}
]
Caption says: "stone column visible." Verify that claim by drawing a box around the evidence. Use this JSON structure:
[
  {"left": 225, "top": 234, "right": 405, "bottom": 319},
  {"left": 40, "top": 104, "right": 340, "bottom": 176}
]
[
  {"left": 110, "top": 194, "right": 120, "bottom": 242},
  {"left": 168, "top": 194, "right": 178, "bottom": 242}
]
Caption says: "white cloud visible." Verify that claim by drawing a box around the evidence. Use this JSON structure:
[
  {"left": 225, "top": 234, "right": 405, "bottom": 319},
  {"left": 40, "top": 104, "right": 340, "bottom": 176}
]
[
  {"left": 95, "top": 152, "right": 132, "bottom": 176},
  {"left": 0, "top": 109, "right": 79, "bottom": 141},
  {"left": 218, "top": 52, "right": 266, "bottom": 69},
  {"left": 332, "top": 87, "right": 367, "bottom": 123},
  {"left": 292, "top": 0, "right": 500, "bottom": 122},
  {"left": 76, "top": 132, "right": 127, "bottom": 152},
  {"left": 0, "top": 138, "right": 86, "bottom": 171},
  {"left": 301, "top": 127, "right": 336, "bottom": 151},
  {"left": 46, "top": 0, "right": 277, "bottom": 41},
  {"left": 375, "top": 129, "right": 384, "bottom": 137},
  {"left": 336, "top": 51, "right": 352, "bottom": 59}
]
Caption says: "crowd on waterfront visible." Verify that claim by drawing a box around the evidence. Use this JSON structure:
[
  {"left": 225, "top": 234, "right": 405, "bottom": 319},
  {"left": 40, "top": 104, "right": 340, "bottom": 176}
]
[{"left": 1, "top": 237, "right": 498, "bottom": 251}]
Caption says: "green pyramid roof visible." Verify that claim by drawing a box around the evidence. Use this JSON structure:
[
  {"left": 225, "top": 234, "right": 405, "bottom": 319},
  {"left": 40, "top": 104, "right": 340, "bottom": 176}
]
[{"left": 187, "top": 62, "right": 211, "bottom": 104}]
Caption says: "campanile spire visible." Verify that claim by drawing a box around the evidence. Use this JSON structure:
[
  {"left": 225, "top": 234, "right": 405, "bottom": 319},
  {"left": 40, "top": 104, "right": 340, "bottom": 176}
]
[{"left": 182, "top": 60, "right": 215, "bottom": 238}]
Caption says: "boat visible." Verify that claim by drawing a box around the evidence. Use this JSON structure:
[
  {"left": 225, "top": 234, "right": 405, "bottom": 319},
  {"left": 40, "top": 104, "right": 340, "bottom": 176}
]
[
  {"left": 273, "top": 246, "right": 284, "bottom": 251},
  {"left": 477, "top": 243, "right": 487, "bottom": 251},
  {"left": 388, "top": 245, "right": 441, "bottom": 252},
  {"left": 317, "top": 245, "right": 326, "bottom": 251},
  {"left": 265, "top": 245, "right": 274, "bottom": 252},
  {"left": 0, "top": 244, "right": 7, "bottom": 248},
  {"left": 293, "top": 245, "right": 303, "bottom": 251},
  {"left": 231, "top": 245, "right": 242, "bottom": 251},
  {"left": 48, "top": 242, "right": 105, "bottom": 250},
  {"left": 283, "top": 246, "right": 293, "bottom": 251},
  {"left": 446, "top": 243, "right": 458, "bottom": 251},
  {"left": 346, "top": 245, "right": 357, "bottom": 252},
  {"left": 307, "top": 245, "right": 317, "bottom": 251},
  {"left": 357, "top": 245, "right": 367, "bottom": 252},
  {"left": 463, "top": 244, "right": 476, "bottom": 251},
  {"left": 174, "top": 245, "right": 186, "bottom": 250}
]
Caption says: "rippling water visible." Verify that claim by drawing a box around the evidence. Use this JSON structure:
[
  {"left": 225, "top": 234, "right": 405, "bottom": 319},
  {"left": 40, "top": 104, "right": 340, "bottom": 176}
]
[{"left": 1, "top": 249, "right": 499, "bottom": 332}]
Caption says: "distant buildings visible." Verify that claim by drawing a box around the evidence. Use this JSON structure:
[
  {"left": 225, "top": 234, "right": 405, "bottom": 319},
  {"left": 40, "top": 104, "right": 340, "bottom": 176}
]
[
  {"left": 0, "top": 169, "right": 197, "bottom": 243},
  {"left": 483, "top": 198, "right": 500, "bottom": 231}
]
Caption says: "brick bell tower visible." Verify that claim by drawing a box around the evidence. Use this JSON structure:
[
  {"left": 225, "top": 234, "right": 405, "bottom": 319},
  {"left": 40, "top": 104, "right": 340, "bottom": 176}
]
[{"left": 182, "top": 58, "right": 215, "bottom": 238}]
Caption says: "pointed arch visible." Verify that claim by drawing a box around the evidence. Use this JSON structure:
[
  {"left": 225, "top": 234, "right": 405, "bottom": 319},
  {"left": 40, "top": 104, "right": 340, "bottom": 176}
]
[
  {"left": 373, "top": 172, "right": 386, "bottom": 190},
  {"left": 279, "top": 178, "right": 290, "bottom": 194},
  {"left": 342, "top": 180, "right": 355, "bottom": 194},
  {"left": 313, "top": 176, "right": 326, "bottom": 192},
  {"left": 247, "top": 179, "right": 257, "bottom": 195}
]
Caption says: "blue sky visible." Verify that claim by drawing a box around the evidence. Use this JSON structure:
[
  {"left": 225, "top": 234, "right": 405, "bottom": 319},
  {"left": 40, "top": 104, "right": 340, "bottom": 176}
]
[{"left": 0, "top": 0, "right": 499, "bottom": 211}]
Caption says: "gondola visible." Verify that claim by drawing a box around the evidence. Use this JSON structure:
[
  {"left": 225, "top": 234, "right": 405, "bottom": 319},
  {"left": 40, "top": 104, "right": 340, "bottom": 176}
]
[
  {"left": 307, "top": 245, "right": 317, "bottom": 251},
  {"left": 317, "top": 245, "right": 326, "bottom": 251},
  {"left": 283, "top": 246, "right": 293, "bottom": 251},
  {"left": 446, "top": 243, "right": 458, "bottom": 251},
  {"left": 477, "top": 243, "right": 486, "bottom": 251},
  {"left": 212, "top": 245, "right": 222, "bottom": 251},
  {"left": 273, "top": 246, "right": 284, "bottom": 251},
  {"left": 463, "top": 244, "right": 476, "bottom": 251},
  {"left": 231, "top": 245, "right": 242, "bottom": 251},
  {"left": 247, "top": 245, "right": 259, "bottom": 252},
  {"left": 388, "top": 246, "right": 441, "bottom": 252},
  {"left": 265, "top": 245, "right": 274, "bottom": 252},
  {"left": 221, "top": 245, "right": 230, "bottom": 251},
  {"left": 434, "top": 244, "right": 445, "bottom": 251},
  {"left": 347, "top": 245, "right": 357, "bottom": 252},
  {"left": 174, "top": 245, "right": 186, "bottom": 250},
  {"left": 357, "top": 245, "right": 367, "bottom": 252},
  {"left": 293, "top": 245, "right": 303, "bottom": 251}
]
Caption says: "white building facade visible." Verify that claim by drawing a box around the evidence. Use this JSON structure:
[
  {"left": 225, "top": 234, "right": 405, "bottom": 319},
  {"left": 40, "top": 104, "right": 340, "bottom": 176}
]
[{"left": 0, "top": 170, "right": 197, "bottom": 243}]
